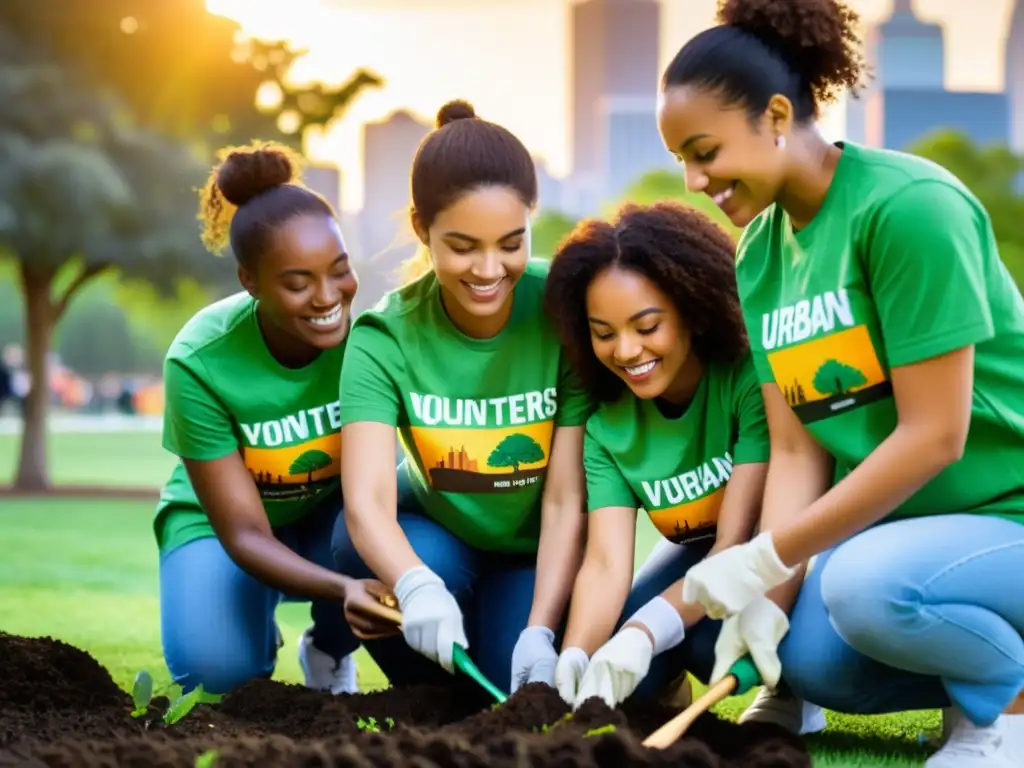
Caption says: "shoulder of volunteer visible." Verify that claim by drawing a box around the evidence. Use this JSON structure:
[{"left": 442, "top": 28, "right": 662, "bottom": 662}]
[{"left": 165, "top": 291, "right": 254, "bottom": 364}]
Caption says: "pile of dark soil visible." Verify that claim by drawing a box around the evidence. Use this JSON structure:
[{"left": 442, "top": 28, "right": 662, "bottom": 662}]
[{"left": 0, "top": 632, "right": 810, "bottom": 767}]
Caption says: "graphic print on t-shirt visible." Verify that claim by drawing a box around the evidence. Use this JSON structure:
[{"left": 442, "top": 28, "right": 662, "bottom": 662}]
[
  {"left": 239, "top": 401, "right": 342, "bottom": 501},
  {"left": 407, "top": 389, "right": 555, "bottom": 494},
  {"left": 641, "top": 453, "right": 732, "bottom": 544},
  {"left": 762, "top": 290, "right": 892, "bottom": 423}
]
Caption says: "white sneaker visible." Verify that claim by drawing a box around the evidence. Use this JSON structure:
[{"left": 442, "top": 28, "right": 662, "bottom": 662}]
[
  {"left": 925, "top": 708, "right": 1018, "bottom": 767},
  {"left": 297, "top": 628, "right": 358, "bottom": 695},
  {"left": 739, "top": 686, "right": 828, "bottom": 735}
]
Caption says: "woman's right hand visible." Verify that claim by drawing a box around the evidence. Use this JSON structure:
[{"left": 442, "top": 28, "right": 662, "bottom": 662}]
[{"left": 343, "top": 578, "right": 403, "bottom": 640}]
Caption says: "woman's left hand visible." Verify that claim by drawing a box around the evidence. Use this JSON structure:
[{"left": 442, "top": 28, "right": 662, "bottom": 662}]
[
  {"left": 343, "top": 578, "right": 403, "bottom": 640},
  {"left": 711, "top": 596, "right": 790, "bottom": 689},
  {"left": 682, "top": 532, "right": 797, "bottom": 619}
]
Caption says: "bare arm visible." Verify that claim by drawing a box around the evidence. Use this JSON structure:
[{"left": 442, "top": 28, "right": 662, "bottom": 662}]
[
  {"left": 185, "top": 453, "right": 350, "bottom": 603},
  {"left": 527, "top": 425, "right": 587, "bottom": 629},
  {"left": 643, "top": 461, "right": 767, "bottom": 632},
  {"left": 340, "top": 421, "right": 424, "bottom": 588},
  {"left": 757, "top": 383, "right": 835, "bottom": 612},
  {"left": 560, "top": 506, "right": 636, "bottom": 655},
  {"left": 773, "top": 347, "right": 974, "bottom": 567}
]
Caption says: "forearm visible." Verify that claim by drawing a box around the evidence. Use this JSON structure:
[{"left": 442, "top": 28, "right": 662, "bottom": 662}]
[
  {"left": 528, "top": 504, "right": 585, "bottom": 628},
  {"left": 774, "top": 426, "right": 957, "bottom": 567},
  {"left": 227, "top": 527, "right": 349, "bottom": 602},
  {"left": 561, "top": 558, "right": 632, "bottom": 655},
  {"left": 347, "top": 507, "right": 424, "bottom": 588}
]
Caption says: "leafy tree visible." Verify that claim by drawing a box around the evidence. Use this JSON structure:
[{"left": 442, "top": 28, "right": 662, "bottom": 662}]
[
  {"left": 812, "top": 359, "right": 867, "bottom": 397},
  {"left": 908, "top": 130, "right": 1024, "bottom": 288},
  {"left": 1, "top": 0, "right": 383, "bottom": 147},
  {"left": 531, "top": 210, "right": 577, "bottom": 259},
  {"left": 487, "top": 433, "right": 545, "bottom": 473},
  {"left": 289, "top": 449, "right": 333, "bottom": 483}
]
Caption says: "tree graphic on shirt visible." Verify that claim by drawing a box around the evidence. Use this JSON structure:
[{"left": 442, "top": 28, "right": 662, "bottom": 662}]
[
  {"left": 487, "top": 433, "right": 545, "bottom": 473},
  {"left": 812, "top": 359, "right": 867, "bottom": 397},
  {"left": 289, "top": 449, "right": 333, "bottom": 483}
]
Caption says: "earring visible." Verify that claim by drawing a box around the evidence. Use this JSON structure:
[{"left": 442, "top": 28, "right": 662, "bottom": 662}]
[{"left": 776, "top": 134, "right": 787, "bottom": 150}]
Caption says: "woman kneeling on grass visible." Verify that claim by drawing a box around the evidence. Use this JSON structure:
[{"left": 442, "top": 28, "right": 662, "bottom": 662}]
[
  {"left": 543, "top": 201, "right": 823, "bottom": 735},
  {"left": 332, "top": 100, "right": 591, "bottom": 694},
  {"left": 155, "top": 141, "right": 396, "bottom": 695},
  {"left": 658, "top": 0, "right": 1024, "bottom": 765}
]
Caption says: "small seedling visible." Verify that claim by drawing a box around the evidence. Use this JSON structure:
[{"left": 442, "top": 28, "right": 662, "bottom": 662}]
[
  {"left": 584, "top": 724, "right": 616, "bottom": 738},
  {"left": 194, "top": 749, "right": 219, "bottom": 768},
  {"left": 130, "top": 670, "right": 154, "bottom": 718},
  {"left": 356, "top": 716, "right": 395, "bottom": 732},
  {"left": 538, "top": 712, "right": 573, "bottom": 733},
  {"left": 128, "top": 668, "right": 224, "bottom": 725}
]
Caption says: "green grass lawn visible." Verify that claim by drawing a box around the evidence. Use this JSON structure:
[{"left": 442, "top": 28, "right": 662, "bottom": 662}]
[{"left": 0, "top": 430, "right": 937, "bottom": 766}]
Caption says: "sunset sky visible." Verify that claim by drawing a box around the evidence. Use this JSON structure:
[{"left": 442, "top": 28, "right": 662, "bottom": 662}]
[{"left": 206, "top": 0, "right": 1018, "bottom": 210}]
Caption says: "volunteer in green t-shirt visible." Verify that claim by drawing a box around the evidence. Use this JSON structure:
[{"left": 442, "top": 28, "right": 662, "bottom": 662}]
[
  {"left": 156, "top": 141, "right": 396, "bottom": 695},
  {"left": 657, "top": 2, "right": 1024, "bottom": 765},
  {"left": 542, "top": 200, "right": 824, "bottom": 735},
  {"left": 333, "top": 100, "right": 592, "bottom": 693}
]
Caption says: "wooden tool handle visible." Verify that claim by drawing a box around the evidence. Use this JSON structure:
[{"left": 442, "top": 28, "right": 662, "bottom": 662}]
[
  {"left": 642, "top": 674, "right": 738, "bottom": 749},
  {"left": 351, "top": 598, "right": 404, "bottom": 627}
]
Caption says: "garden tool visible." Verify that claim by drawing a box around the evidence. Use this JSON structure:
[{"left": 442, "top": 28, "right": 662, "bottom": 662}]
[
  {"left": 642, "top": 655, "right": 760, "bottom": 749},
  {"left": 352, "top": 597, "right": 509, "bottom": 705}
]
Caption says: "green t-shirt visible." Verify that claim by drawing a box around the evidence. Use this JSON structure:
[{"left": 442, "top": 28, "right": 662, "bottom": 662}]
[
  {"left": 736, "top": 141, "right": 1024, "bottom": 525},
  {"left": 338, "top": 258, "right": 592, "bottom": 553},
  {"left": 155, "top": 292, "right": 347, "bottom": 554},
  {"left": 584, "top": 356, "right": 770, "bottom": 545}
]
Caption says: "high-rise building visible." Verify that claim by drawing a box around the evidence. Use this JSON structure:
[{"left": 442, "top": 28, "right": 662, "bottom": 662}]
[{"left": 1006, "top": 0, "right": 1024, "bottom": 153}]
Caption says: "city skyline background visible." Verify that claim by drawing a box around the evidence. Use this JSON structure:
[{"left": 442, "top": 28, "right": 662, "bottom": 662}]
[{"left": 209, "top": 0, "right": 1021, "bottom": 211}]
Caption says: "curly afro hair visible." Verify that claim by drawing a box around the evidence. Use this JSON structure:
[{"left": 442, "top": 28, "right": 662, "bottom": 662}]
[
  {"left": 543, "top": 201, "right": 748, "bottom": 403},
  {"left": 662, "top": 0, "right": 866, "bottom": 122}
]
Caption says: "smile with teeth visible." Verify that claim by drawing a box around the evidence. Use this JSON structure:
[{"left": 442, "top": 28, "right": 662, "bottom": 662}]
[
  {"left": 711, "top": 182, "right": 737, "bottom": 207},
  {"left": 305, "top": 305, "right": 342, "bottom": 326},
  {"left": 465, "top": 278, "right": 504, "bottom": 294},
  {"left": 623, "top": 360, "right": 658, "bottom": 376}
]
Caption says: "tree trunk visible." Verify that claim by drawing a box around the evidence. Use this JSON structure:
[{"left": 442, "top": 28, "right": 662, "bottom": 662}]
[{"left": 14, "top": 266, "right": 56, "bottom": 492}]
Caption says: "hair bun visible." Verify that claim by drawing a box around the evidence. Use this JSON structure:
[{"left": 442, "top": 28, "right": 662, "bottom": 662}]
[
  {"left": 215, "top": 143, "right": 298, "bottom": 207},
  {"left": 436, "top": 99, "right": 477, "bottom": 128}
]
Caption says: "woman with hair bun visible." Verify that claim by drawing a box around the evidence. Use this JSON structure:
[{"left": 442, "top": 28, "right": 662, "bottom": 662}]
[
  {"left": 658, "top": 1, "right": 1024, "bottom": 765},
  {"left": 155, "top": 141, "right": 396, "bottom": 696},
  {"left": 333, "top": 100, "right": 591, "bottom": 694},
  {"left": 541, "top": 199, "right": 825, "bottom": 735}
]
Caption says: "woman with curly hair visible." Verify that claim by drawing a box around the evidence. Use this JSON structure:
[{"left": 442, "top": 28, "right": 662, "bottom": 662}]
[
  {"left": 542, "top": 200, "right": 825, "bottom": 734},
  {"left": 658, "top": 0, "right": 1024, "bottom": 764}
]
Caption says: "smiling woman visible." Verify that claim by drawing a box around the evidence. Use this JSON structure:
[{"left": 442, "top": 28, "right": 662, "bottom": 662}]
[{"left": 153, "top": 139, "right": 400, "bottom": 700}]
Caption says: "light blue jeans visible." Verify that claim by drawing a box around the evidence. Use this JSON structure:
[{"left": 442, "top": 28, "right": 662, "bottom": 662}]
[
  {"left": 159, "top": 499, "right": 360, "bottom": 694},
  {"left": 331, "top": 505, "right": 540, "bottom": 692},
  {"left": 779, "top": 514, "right": 1024, "bottom": 726}
]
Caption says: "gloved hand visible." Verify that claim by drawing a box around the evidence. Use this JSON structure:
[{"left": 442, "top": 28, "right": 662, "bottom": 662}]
[
  {"left": 711, "top": 596, "right": 790, "bottom": 690},
  {"left": 393, "top": 565, "right": 468, "bottom": 673},
  {"left": 554, "top": 647, "right": 589, "bottom": 705},
  {"left": 572, "top": 596, "right": 685, "bottom": 708},
  {"left": 681, "top": 532, "right": 797, "bottom": 619},
  {"left": 510, "top": 625, "right": 558, "bottom": 692}
]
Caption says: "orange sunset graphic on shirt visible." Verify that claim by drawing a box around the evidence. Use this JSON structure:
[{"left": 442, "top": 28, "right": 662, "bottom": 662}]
[
  {"left": 648, "top": 486, "right": 723, "bottom": 544},
  {"left": 410, "top": 420, "right": 553, "bottom": 494},
  {"left": 242, "top": 432, "right": 341, "bottom": 501},
  {"left": 768, "top": 325, "right": 892, "bottom": 424}
]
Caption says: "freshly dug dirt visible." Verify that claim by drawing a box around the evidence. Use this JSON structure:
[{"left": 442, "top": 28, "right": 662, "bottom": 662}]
[{"left": 0, "top": 632, "right": 811, "bottom": 767}]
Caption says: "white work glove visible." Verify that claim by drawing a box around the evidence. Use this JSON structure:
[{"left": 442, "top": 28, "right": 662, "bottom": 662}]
[
  {"left": 573, "top": 596, "right": 685, "bottom": 708},
  {"left": 711, "top": 596, "right": 790, "bottom": 690},
  {"left": 510, "top": 625, "right": 558, "bottom": 692},
  {"left": 681, "top": 532, "right": 797, "bottom": 619},
  {"left": 393, "top": 565, "right": 468, "bottom": 674},
  {"left": 555, "top": 647, "right": 589, "bottom": 705}
]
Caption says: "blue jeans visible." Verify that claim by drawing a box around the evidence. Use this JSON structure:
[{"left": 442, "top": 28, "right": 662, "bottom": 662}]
[
  {"left": 331, "top": 505, "right": 540, "bottom": 692},
  {"left": 620, "top": 536, "right": 720, "bottom": 700},
  {"left": 779, "top": 514, "right": 1024, "bottom": 726},
  {"left": 160, "top": 499, "right": 360, "bottom": 694}
]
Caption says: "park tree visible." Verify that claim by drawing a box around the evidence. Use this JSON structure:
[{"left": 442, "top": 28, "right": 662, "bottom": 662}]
[
  {"left": 289, "top": 450, "right": 333, "bottom": 484},
  {"left": 0, "top": 35, "right": 231, "bottom": 491},
  {"left": 487, "top": 433, "right": 545, "bottom": 474},
  {"left": 0, "top": 0, "right": 383, "bottom": 147},
  {"left": 617, "top": 169, "right": 740, "bottom": 239},
  {"left": 908, "top": 129, "right": 1024, "bottom": 288},
  {"left": 531, "top": 210, "right": 577, "bottom": 259}
]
